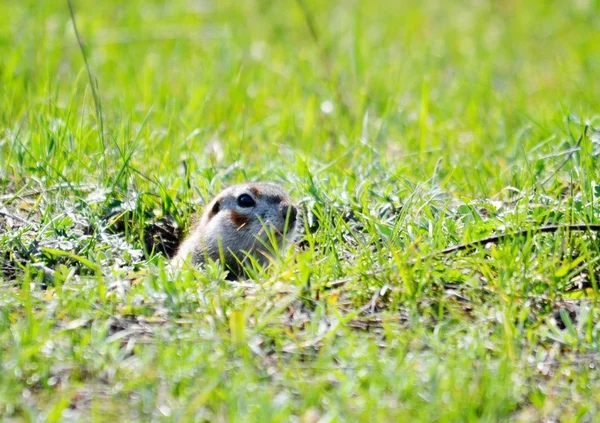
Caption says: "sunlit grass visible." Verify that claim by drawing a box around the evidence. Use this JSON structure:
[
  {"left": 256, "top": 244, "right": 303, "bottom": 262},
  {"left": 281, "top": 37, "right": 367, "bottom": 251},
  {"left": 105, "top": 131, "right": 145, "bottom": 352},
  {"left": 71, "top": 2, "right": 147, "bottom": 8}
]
[{"left": 1, "top": 0, "right": 600, "bottom": 421}]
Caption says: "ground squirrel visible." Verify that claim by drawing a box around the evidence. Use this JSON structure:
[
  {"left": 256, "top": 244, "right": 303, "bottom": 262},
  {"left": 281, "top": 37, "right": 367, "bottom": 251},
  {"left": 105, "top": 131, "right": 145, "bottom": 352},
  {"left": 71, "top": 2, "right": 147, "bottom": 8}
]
[{"left": 173, "top": 182, "right": 298, "bottom": 279}]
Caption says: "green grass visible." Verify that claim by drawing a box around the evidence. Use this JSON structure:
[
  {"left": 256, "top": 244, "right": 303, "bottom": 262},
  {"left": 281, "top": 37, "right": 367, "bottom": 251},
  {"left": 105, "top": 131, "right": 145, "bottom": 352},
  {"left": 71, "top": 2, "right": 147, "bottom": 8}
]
[{"left": 1, "top": 0, "right": 600, "bottom": 421}]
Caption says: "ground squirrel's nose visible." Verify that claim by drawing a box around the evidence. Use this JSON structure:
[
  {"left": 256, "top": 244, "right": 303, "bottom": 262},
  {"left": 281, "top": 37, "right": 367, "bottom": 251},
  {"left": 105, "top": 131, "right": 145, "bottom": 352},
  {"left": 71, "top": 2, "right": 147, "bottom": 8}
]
[{"left": 282, "top": 205, "right": 297, "bottom": 225}]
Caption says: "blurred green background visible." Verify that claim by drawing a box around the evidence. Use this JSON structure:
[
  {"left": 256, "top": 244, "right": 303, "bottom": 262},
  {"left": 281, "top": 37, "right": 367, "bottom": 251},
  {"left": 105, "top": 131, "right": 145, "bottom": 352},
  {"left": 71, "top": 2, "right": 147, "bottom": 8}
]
[
  {"left": 2, "top": 0, "right": 600, "bottom": 421},
  {"left": 2, "top": 0, "right": 598, "bottom": 193}
]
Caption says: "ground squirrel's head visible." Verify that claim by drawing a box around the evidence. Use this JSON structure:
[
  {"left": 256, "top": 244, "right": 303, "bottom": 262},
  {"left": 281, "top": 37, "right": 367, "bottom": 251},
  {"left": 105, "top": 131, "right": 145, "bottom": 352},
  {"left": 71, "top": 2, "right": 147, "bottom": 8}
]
[{"left": 193, "top": 182, "right": 298, "bottom": 276}]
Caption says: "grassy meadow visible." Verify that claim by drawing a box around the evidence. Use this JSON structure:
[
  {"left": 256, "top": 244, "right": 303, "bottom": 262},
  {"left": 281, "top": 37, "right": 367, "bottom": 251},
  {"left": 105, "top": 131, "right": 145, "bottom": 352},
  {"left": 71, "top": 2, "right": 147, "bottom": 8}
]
[{"left": 1, "top": 0, "right": 600, "bottom": 420}]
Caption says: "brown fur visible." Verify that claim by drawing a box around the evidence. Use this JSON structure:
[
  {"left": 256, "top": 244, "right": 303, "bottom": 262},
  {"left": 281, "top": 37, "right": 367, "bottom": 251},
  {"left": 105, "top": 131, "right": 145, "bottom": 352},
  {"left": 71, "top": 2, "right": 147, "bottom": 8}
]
[{"left": 230, "top": 210, "right": 250, "bottom": 228}]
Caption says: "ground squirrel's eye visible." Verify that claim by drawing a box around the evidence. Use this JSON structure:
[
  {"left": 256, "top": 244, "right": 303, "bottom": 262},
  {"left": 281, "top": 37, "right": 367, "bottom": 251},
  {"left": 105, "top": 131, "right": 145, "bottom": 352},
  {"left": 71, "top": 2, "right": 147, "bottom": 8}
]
[
  {"left": 236, "top": 194, "right": 256, "bottom": 208},
  {"left": 212, "top": 201, "right": 220, "bottom": 214}
]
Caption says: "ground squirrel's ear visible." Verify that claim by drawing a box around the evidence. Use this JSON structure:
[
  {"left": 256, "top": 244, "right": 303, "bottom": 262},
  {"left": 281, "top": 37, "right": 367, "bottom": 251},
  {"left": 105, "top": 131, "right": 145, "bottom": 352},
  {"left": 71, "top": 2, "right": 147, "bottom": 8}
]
[{"left": 209, "top": 200, "right": 220, "bottom": 219}]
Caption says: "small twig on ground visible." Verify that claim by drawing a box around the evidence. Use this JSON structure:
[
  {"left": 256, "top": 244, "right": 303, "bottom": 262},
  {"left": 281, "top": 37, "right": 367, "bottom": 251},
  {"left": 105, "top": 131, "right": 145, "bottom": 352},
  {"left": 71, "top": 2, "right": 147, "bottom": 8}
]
[
  {"left": 326, "top": 277, "right": 354, "bottom": 288},
  {"left": 0, "top": 183, "right": 96, "bottom": 202},
  {"left": 436, "top": 224, "right": 600, "bottom": 256},
  {"left": 0, "top": 210, "right": 40, "bottom": 229},
  {"left": 502, "top": 126, "right": 587, "bottom": 204},
  {"left": 537, "top": 146, "right": 582, "bottom": 161},
  {"left": 326, "top": 224, "right": 600, "bottom": 288},
  {"left": 537, "top": 126, "right": 587, "bottom": 188}
]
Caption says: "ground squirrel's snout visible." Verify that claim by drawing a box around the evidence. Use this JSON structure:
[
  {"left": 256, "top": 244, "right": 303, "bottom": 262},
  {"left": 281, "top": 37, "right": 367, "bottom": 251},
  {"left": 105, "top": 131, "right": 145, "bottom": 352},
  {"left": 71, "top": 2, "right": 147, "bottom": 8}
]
[{"left": 282, "top": 204, "right": 298, "bottom": 227}]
